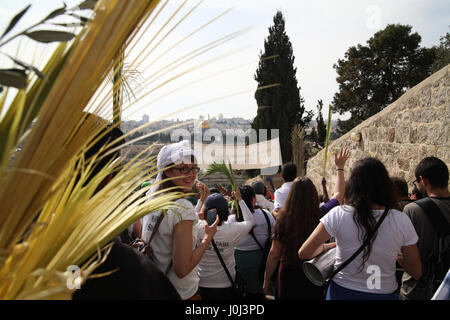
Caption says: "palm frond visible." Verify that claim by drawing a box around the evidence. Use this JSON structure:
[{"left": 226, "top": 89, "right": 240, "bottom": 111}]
[
  {"left": 323, "top": 104, "right": 333, "bottom": 176},
  {"left": 204, "top": 160, "right": 240, "bottom": 219}
]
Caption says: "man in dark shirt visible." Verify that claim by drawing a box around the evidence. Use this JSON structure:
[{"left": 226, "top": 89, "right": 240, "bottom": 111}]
[{"left": 400, "top": 157, "right": 450, "bottom": 300}]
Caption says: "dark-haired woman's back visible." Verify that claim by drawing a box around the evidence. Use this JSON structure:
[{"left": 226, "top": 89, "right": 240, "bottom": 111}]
[
  {"left": 299, "top": 157, "right": 422, "bottom": 300},
  {"left": 320, "top": 205, "right": 418, "bottom": 298}
]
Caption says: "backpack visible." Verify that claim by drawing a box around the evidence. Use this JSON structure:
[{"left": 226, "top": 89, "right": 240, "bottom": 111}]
[{"left": 415, "top": 198, "right": 450, "bottom": 296}]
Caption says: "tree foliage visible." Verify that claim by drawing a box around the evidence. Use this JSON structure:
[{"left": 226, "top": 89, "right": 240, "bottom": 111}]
[
  {"left": 252, "top": 11, "right": 312, "bottom": 163},
  {"left": 332, "top": 24, "right": 436, "bottom": 134},
  {"left": 315, "top": 99, "right": 327, "bottom": 147},
  {"left": 431, "top": 29, "right": 450, "bottom": 73}
]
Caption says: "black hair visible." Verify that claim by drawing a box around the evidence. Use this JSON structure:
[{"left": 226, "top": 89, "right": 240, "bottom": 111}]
[
  {"left": 391, "top": 177, "right": 409, "bottom": 198},
  {"left": 85, "top": 126, "right": 123, "bottom": 185},
  {"left": 281, "top": 162, "right": 297, "bottom": 182},
  {"left": 234, "top": 185, "right": 256, "bottom": 222},
  {"left": 209, "top": 188, "right": 220, "bottom": 194},
  {"left": 411, "top": 185, "right": 424, "bottom": 199},
  {"left": 415, "top": 156, "right": 449, "bottom": 189},
  {"left": 347, "top": 157, "right": 396, "bottom": 272}
]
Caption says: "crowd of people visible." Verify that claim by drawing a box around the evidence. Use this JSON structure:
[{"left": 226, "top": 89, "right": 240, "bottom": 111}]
[{"left": 74, "top": 138, "right": 449, "bottom": 300}]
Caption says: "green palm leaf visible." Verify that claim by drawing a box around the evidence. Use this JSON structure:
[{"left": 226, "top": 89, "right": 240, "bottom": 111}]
[{"left": 204, "top": 160, "right": 240, "bottom": 220}]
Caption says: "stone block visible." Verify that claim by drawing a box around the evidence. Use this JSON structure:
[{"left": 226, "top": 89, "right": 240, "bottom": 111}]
[
  {"left": 426, "top": 124, "right": 448, "bottom": 145},
  {"left": 397, "top": 158, "right": 410, "bottom": 171},
  {"left": 407, "top": 96, "right": 418, "bottom": 109},
  {"left": 388, "top": 128, "right": 395, "bottom": 142},
  {"left": 431, "top": 86, "right": 448, "bottom": 107},
  {"left": 416, "top": 108, "right": 436, "bottom": 123},
  {"left": 377, "top": 127, "right": 388, "bottom": 141},
  {"left": 368, "top": 141, "right": 377, "bottom": 154},
  {"left": 409, "top": 127, "right": 418, "bottom": 144},
  {"left": 419, "top": 85, "right": 432, "bottom": 108},
  {"left": 417, "top": 125, "right": 429, "bottom": 144},
  {"left": 395, "top": 126, "right": 410, "bottom": 143},
  {"left": 436, "top": 147, "right": 450, "bottom": 165},
  {"left": 401, "top": 111, "right": 413, "bottom": 123},
  {"left": 367, "top": 127, "right": 378, "bottom": 141}
]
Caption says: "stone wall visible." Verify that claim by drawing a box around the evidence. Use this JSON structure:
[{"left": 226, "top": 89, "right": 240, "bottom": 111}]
[{"left": 306, "top": 64, "right": 450, "bottom": 194}]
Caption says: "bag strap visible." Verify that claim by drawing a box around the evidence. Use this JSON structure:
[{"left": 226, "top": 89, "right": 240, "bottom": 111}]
[
  {"left": 261, "top": 209, "right": 272, "bottom": 237},
  {"left": 249, "top": 229, "right": 265, "bottom": 251},
  {"left": 415, "top": 198, "right": 450, "bottom": 236},
  {"left": 250, "top": 209, "right": 272, "bottom": 252},
  {"left": 211, "top": 239, "right": 235, "bottom": 287},
  {"left": 327, "top": 207, "right": 390, "bottom": 283},
  {"left": 147, "top": 211, "right": 165, "bottom": 245}
]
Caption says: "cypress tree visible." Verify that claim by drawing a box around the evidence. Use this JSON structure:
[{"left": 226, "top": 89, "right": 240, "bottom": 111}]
[
  {"left": 316, "top": 100, "right": 327, "bottom": 147},
  {"left": 252, "top": 11, "right": 311, "bottom": 163}
]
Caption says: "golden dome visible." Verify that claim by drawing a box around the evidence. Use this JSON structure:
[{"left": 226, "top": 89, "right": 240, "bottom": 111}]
[{"left": 197, "top": 120, "right": 210, "bottom": 129}]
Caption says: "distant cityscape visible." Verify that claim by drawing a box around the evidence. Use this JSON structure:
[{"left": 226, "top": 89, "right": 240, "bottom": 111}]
[
  {"left": 120, "top": 113, "right": 253, "bottom": 135},
  {"left": 119, "top": 113, "right": 339, "bottom": 162}
]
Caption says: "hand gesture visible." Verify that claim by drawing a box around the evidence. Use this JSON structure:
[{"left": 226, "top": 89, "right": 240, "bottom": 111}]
[
  {"left": 232, "top": 187, "right": 242, "bottom": 201},
  {"left": 196, "top": 181, "right": 210, "bottom": 202},
  {"left": 334, "top": 148, "right": 350, "bottom": 170},
  {"left": 203, "top": 214, "right": 219, "bottom": 241}
]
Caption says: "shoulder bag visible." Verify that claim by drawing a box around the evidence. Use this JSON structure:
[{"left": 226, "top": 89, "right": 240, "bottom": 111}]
[{"left": 211, "top": 239, "right": 248, "bottom": 299}]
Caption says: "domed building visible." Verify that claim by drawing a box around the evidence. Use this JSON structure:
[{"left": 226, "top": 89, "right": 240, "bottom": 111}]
[{"left": 197, "top": 120, "right": 210, "bottom": 129}]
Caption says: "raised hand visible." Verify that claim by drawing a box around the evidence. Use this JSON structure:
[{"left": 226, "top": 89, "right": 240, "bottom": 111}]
[
  {"left": 196, "top": 181, "right": 210, "bottom": 202},
  {"left": 334, "top": 148, "right": 350, "bottom": 170},
  {"left": 203, "top": 214, "right": 219, "bottom": 241},
  {"left": 232, "top": 187, "right": 242, "bottom": 201}
]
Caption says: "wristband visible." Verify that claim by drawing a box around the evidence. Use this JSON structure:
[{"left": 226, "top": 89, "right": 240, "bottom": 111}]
[{"left": 337, "top": 168, "right": 344, "bottom": 171}]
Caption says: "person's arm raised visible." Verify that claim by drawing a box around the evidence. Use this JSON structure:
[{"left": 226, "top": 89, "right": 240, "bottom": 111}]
[{"left": 330, "top": 148, "right": 350, "bottom": 205}]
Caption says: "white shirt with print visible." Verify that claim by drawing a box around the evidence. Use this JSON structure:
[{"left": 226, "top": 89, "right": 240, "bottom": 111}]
[
  {"left": 196, "top": 200, "right": 255, "bottom": 288},
  {"left": 141, "top": 198, "right": 199, "bottom": 300},
  {"left": 320, "top": 205, "right": 418, "bottom": 294}
]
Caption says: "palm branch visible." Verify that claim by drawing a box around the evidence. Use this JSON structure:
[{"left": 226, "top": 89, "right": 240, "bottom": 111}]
[
  {"left": 204, "top": 161, "right": 240, "bottom": 220},
  {"left": 323, "top": 104, "right": 333, "bottom": 177},
  {"left": 0, "top": 0, "right": 249, "bottom": 299}
]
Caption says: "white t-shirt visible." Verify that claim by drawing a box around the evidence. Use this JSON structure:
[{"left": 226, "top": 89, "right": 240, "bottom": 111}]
[
  {"left": 141, "top": 198, "right": 199, "bottom": 300},
  {"left": 274, "top": 181, "right": 293, "bottom": 209},
  {"left": 320, "top": 205, "right": 418, "bottom": 294},
  {"left": 229, "top": 208, "right": 275, "bottom": 251},
  {"left": 196, "top": 200, "right": 254, "bottom": 288},
  {"left": 255, "top": 194, "right": 274, "bottom": 212}
]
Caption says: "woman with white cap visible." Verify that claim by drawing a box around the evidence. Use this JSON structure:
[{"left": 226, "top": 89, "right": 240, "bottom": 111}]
[{"left": 141, "top": 140, "right": 219, "bottom": 300}]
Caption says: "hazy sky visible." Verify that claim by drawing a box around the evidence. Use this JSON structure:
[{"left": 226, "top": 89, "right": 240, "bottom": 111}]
[{"left": 0, "top": 0, "right": 448, "bottom": 122}]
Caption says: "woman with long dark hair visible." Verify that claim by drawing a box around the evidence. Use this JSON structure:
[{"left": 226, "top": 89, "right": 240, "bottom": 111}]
[
  {"left": 299, "top": 157, "right": 422, "bottom": 300},
  {"left": 228, "top": 185, "right": 275, "bottom": 299},
  {"left": 262, "top": 149, "right": 349, "bottom": 299}
]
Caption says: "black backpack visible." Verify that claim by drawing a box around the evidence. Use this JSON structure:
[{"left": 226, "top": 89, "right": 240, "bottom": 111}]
[{"left": 415, "top": 197, "right": 450, "bottom": 296}]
